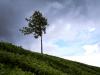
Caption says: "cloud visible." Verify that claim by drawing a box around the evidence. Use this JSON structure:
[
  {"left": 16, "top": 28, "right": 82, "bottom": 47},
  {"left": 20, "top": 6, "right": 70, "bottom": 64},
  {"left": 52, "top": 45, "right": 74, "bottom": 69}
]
[
  {"left": 48, "top": 1, "right": 64, "bottom": 9},
  {"left": 62, "top": 43, "right": 100, "bottom": 67},
  {"left": 83, "top": 43, "right": 99, "bottom": 55},
  {"left": 44, "top": 18, "right": 79, "bottom": 42},
  {"left": 0, "top": 0, "right": 99, "bottom": 43},
  {"left": 0, "top": 0, "right": 49, "bottom": 42},
  {"left": 88, "top": 28, "right": 96, "bottom": 32},
  {"left": 0, "top": 0, "right": 100, "bottom": 67},
  {"left": 63, "top": 53, "right": 100, "bottom": 67}
]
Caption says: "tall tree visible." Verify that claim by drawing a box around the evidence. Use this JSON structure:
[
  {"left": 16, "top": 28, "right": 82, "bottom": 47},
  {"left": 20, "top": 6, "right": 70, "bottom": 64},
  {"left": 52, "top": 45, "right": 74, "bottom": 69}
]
[{"left": 20, "top": 11, "right": 48, "bottom": 54}]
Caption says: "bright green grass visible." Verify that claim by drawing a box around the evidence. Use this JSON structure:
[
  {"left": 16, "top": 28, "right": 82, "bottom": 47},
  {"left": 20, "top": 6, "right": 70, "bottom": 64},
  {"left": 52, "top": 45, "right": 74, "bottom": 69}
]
[{"left": 0, "top": 41, "right": 100, "bottom": 75}]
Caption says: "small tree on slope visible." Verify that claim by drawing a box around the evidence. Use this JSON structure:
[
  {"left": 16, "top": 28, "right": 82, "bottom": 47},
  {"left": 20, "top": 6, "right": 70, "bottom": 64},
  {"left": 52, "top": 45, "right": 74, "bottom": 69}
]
[{"left": 20, "top": 11, "right": 48, "bottom": 54}]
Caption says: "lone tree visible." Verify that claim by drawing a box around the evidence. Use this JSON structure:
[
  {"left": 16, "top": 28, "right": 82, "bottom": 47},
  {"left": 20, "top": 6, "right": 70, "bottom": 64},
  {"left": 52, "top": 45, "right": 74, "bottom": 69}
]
[{"left": 20, "top": 11, "right": 48, "bottom": 54}]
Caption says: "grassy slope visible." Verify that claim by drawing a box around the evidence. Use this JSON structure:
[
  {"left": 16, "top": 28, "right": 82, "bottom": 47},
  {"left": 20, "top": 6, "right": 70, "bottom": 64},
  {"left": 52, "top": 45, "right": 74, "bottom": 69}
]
[{"left": 0, "top": 42, "right": 100, "bottom": 75}]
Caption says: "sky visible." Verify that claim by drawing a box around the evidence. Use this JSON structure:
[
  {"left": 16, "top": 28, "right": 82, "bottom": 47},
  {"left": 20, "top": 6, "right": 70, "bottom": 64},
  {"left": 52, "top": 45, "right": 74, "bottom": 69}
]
[{"left": 0, "top": 0, "right": 100, "bottom": 67}]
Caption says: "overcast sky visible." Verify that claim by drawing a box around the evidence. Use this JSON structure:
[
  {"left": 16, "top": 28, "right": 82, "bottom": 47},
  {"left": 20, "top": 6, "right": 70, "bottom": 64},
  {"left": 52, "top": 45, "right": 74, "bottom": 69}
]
[{"left": 0, "top": 0, "right": 100, "bottom": 67}]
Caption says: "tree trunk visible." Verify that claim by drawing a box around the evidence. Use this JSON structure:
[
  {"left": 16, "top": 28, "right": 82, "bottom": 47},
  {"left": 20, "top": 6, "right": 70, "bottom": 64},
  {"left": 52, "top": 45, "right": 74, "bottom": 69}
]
[{"left": 41, "top": 35, "right": 43, "bottom": 54}]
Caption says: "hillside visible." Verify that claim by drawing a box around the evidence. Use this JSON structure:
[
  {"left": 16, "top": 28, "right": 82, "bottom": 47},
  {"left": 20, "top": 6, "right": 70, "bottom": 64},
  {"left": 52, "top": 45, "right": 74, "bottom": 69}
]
[{"left": 0, "top": 42, "right": 100, "bottom": 75}]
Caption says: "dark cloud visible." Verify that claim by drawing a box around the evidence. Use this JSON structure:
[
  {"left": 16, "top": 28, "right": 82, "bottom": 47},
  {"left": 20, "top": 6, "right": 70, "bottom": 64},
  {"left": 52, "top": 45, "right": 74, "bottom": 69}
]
[
  {"left": 0, "top": 0, "right": 100, "bottom": 45},
  {"left": 0, "top": 0, "right": 45, "bottom": 42},
  {"left": 44, "top": 0, "right": 88, "bottom": 23}
]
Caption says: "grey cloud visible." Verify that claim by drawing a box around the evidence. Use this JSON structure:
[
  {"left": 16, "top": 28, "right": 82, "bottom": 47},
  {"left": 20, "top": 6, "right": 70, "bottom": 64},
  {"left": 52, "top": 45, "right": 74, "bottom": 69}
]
[
  {"left": 44, "top": 0, "right": 88, "bottom": 23},
  {"left": 0, "top": 0, "right": 46, "bottom": 42},
  {"left": 0, "top": 0, "right": 100, "bottom": 46}
]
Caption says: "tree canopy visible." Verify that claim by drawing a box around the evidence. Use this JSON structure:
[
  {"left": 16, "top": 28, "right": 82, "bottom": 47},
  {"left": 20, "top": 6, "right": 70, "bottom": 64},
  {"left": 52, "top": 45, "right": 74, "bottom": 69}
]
[{"left": 20, "top": 11, "right": 48, "bottom": 54}]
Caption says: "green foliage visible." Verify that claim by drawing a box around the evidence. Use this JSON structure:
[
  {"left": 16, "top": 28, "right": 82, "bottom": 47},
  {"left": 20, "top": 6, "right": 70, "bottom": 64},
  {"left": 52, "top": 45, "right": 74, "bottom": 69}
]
[
  {"left": 20, "top": 11, "right": 48, "bottom": 37},
  {"left": 0, "top": 63, "right": 33, "bottom": 75},
  {"left": 0, "top": 41, "right": 100, "bottom": 75},
  {"left": 20, "top": 11, "right": 48, "bottom": 54}
]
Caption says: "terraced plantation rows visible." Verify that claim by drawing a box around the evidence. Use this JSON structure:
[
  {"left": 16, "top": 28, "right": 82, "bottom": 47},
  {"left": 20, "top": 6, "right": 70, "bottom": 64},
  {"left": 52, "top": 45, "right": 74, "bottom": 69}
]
[{"left": 0, "top": 42, "right": 100, "bottom": 75}]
